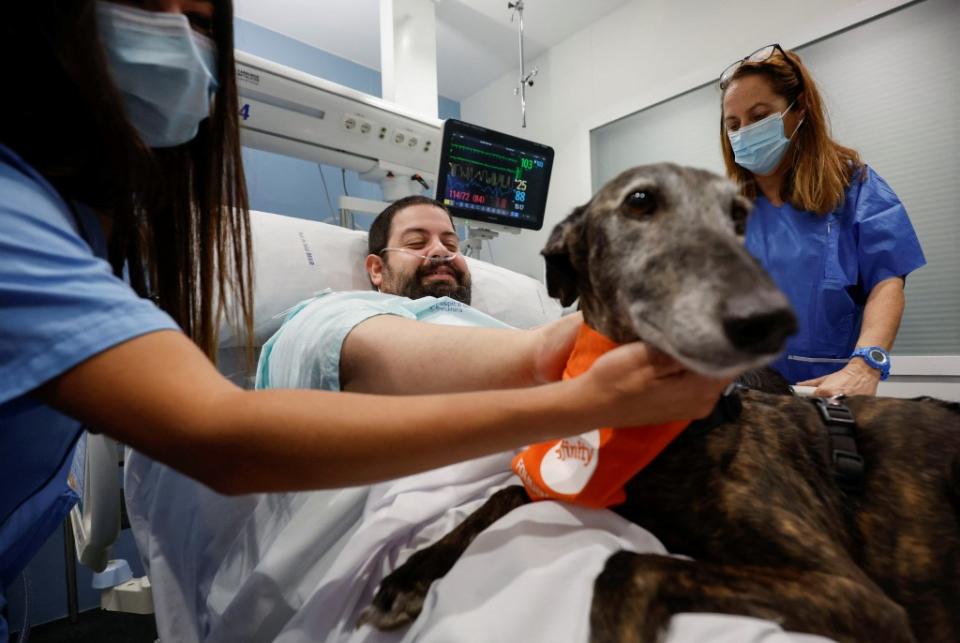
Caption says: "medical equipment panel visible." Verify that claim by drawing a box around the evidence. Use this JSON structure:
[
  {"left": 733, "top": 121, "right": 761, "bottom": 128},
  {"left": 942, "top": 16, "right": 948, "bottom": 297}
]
[{"left": 234, "top": 50, "right": 442, "bottom": 184}]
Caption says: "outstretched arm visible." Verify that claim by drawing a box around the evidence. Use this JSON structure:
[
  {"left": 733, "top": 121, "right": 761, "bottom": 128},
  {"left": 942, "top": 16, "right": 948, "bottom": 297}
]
[
  {"left": 799, "top": 276, "right": 905, "bottom": 396},
  {"left": 37, "top": 328, "right": 729, "bottom": 494},
  {"left": 340, "top": 313, "right": 582, "bottom": 394}
]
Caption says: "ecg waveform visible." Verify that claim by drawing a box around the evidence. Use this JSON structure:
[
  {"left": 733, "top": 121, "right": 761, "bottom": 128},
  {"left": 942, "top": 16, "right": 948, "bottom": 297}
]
[{"left": 448, "top": 161, "right": 514, "bottom": 188}]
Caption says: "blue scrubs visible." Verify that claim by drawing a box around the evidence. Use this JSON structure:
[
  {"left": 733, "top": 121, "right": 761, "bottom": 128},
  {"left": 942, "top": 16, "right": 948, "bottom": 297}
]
[
  {"left": 0, "top": 144, "right": 178, "bottom": 637},
  {"left": 745, "top": 166, "right": 926, "bottom": 383}
]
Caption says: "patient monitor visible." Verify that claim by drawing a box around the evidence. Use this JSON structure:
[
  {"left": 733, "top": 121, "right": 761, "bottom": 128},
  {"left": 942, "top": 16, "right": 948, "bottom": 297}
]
[
  {"left": 436, "top": 119, "right": 554, "bottom": 232},
  {"left": 436, "top": 119, "right": 554, "bottom": 256}
]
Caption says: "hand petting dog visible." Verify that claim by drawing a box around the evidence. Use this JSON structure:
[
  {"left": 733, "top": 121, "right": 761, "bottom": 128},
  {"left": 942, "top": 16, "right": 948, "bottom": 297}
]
[{"left": 798, "top": 358, "right": 881, "bottom": 397}]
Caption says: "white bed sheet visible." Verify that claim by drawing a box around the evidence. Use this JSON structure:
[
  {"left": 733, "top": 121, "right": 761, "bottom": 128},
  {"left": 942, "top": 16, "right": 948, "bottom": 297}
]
[{"left": 125, "top": 450, "right": 836, "bottom": 643}]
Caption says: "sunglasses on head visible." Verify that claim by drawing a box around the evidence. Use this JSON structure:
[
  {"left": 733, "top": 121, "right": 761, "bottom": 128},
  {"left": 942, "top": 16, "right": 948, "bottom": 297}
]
[{"left": 719, "top": 43, "right": 804, "bottom": 91}]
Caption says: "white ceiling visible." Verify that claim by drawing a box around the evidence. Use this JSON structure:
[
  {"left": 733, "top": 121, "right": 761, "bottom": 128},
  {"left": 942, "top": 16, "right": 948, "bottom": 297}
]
[{"left": 233, "top": 0, "right": 633, "bottom": 101}]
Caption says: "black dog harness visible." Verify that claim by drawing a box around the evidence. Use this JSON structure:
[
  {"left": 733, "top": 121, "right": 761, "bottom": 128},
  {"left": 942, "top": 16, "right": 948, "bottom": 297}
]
[
  {"left": 812, "top": 396, "right": 865, "bottom": 495},
  {"left": 691, "top": 387, "right": 865, "bottom": 496},
  {"left": 685, "top": 388, "right": 865, "bottom": 495},
  {"left": 687, "top": 385, "right": 743, "bottom": 432}
]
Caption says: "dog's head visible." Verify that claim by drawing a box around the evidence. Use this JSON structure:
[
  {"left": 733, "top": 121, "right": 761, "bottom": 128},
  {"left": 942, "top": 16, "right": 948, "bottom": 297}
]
[{"left": 543, "top": 163, "right": 796, "bottom": 377}]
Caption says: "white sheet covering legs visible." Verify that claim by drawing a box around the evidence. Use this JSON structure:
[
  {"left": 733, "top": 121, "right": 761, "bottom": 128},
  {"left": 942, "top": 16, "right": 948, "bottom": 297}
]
[
  {"left": 379, "top": 502, "right": 835, "bottom": 643},
  {"left": 127, "top": 449, "right": 836, "bottom": 643},
  {"left": 279, "top": 499, "right": 835, "bottom": 643}
]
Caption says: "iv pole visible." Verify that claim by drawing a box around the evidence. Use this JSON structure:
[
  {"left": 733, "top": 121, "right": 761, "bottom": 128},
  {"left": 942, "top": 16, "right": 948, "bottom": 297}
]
[
  {"left": 508, "top": 1, "right": 538, "bottom": 128},
  {"left": 461, "top": 2, "right": 536, "bottom": 257}
]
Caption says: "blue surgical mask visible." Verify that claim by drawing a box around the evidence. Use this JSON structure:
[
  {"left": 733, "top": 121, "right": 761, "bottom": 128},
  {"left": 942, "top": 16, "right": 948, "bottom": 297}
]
[
  {"left": 96, "top": 1, "right": 218, "bottom": 148},
  {"left": 727, "top": 102, "right": 803, "bottom": 176}
]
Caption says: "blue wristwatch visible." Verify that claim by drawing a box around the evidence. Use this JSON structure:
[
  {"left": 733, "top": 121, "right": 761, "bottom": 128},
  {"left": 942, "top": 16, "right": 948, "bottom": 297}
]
[{"left": 850, "top": 346, "right": 891, "bottom": 381}]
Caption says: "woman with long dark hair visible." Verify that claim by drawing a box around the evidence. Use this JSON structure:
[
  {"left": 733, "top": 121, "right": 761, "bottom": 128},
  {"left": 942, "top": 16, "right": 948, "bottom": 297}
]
[{"left": 0, "top": 1, "right": 729, "bottom": 633}]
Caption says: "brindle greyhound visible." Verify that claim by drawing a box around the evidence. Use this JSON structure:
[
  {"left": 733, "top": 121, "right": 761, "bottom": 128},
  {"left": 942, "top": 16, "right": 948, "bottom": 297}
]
[{"left": 358, "top": 164, "right": 960, "bottom": 643}]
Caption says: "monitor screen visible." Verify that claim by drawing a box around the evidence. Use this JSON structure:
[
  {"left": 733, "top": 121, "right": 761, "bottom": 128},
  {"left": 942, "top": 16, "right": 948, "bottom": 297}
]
[{"left": 435, "top": 119, "right": 554, "bottom": 231}]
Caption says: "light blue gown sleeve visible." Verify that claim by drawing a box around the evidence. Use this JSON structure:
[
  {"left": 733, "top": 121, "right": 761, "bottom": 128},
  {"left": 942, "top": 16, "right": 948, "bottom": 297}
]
[
  {"left": 256, "top": 292, "right": 419, "bottom": 391},
  {"left": 256, "top": 292, "right": 511, "bottom": 392},
  {"left": 853, "top": 167, "right": 926, "bottom": 293}
]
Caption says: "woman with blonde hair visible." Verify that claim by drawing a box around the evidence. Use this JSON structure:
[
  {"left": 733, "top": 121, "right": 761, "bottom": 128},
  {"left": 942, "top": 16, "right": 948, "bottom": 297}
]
[{"left": 719, "top": 44, "right": 925, "bottom": 395}]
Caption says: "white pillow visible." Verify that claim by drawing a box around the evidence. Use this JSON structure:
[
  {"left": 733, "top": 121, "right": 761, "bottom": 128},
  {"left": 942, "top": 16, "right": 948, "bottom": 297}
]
[
  {"left": 465, "top": 256, "right": 562, "bottom": 330},
  {"left": 219, "top": 210, "right": 562, "bottom": 351}
]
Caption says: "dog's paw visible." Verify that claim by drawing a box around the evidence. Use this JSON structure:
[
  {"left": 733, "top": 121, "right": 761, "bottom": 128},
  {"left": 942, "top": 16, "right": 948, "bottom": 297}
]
[
  {"left": 357, "top": 539, "right": 466, "bottom": 631},
  {"left": 356, "top": 578, "right": 428, "bottom": 631}
]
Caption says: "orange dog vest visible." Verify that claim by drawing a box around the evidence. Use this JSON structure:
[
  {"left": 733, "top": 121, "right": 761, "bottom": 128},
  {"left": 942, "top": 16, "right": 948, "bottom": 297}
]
[{"left": 511, "top": 324, "right": 690, "bottom": 509}]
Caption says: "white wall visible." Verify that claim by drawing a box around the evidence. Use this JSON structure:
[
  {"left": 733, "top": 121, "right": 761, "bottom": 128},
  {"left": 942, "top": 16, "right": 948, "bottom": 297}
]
[
  {"left": 460, "top": 0, "right": 960, "bottom": 400},
  {"left": 460, "top": 0, "right": 915, "bottom": 280}
]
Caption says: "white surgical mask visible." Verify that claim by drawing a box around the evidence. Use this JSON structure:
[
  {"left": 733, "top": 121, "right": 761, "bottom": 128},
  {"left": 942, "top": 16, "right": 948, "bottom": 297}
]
[
  {"left": 727, "top": 102, "right": 803, "bottom": 176},
  {"left": 96, "top": 1, "right": 218, "bottom": 148}
]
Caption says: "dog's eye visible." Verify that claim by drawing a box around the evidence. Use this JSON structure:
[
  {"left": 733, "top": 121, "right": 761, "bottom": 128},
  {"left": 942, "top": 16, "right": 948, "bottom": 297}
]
[{"left": 624, "top": 190, "right": 657, "bottom": 217}]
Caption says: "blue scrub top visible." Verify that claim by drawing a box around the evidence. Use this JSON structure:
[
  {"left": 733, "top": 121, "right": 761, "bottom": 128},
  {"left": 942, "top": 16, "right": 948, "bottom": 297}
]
[
  {"left": 0, "top": 144, "right": 178, "bottom": 637},
  {"left": 744, "top": 166, "right": 926, "bottom": 383}
]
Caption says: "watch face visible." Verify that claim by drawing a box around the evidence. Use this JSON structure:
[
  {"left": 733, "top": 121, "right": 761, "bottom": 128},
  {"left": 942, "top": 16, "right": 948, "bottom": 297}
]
[{"left": 868, "top": 348, "right": 888, "bottom": 364}]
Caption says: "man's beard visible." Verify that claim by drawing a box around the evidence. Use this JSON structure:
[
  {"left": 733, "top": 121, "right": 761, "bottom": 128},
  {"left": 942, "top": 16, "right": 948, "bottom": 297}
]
[{"left": 383, "top": 262, "right": 472, "bottom": 305}]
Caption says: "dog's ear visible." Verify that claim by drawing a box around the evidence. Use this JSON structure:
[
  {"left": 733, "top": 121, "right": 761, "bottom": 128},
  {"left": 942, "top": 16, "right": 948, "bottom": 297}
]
[
  {"left": 541, "top": 205, "right": 586, "bottom": 307},
  {"left": 731, "top": 194, "right": 752, "bottom": 236}
]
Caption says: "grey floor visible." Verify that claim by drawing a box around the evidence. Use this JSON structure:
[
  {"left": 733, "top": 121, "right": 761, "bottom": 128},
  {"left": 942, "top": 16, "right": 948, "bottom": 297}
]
[{"left": 11, "top": 610, "right": 157, "bottom": 643}]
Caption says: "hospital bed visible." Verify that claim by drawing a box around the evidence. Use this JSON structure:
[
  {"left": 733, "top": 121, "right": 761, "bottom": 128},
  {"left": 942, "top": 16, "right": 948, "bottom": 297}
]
[{"left": 115, "top": 210, "right": 836, "bottom": 643}]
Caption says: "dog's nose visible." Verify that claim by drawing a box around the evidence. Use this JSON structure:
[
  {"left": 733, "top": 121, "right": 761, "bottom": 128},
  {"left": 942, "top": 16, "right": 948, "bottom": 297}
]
[{"left": 722, "top": 308, "right": 798, "bottom": 355}]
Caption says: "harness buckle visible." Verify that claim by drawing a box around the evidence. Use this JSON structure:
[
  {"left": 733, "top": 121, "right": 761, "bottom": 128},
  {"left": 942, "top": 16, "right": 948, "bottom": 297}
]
[
  {"left": 814, "top": 398, "right": 855, "bottom": 425},
  {"left": 832, "top": 450, "right": 865, "bottom": 492}
]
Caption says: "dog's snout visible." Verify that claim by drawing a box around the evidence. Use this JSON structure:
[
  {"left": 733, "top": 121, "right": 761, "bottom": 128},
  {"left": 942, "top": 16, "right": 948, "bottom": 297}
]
[{"left": 722, "top": 308, "right": 798, "bottom": 355}]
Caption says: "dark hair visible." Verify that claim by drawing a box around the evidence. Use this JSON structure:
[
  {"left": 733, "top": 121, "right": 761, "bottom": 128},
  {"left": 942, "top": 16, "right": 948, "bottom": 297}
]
[
  {"left": 719, "top": 47, "right": 864, "bottom": 215},
  {"left": 367, "top": 195, "right": 453, "bottom": 256},
  {"left": 0, "top": 0, "right": 253, "bottom": 362}
]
